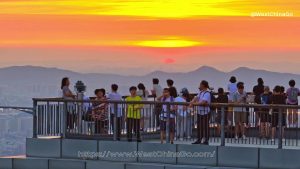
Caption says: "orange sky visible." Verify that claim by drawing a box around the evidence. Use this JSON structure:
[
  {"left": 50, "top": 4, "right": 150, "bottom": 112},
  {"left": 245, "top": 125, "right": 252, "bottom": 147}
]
[{"left": 0, "top": 0, "right": 299, "bottom": 74}]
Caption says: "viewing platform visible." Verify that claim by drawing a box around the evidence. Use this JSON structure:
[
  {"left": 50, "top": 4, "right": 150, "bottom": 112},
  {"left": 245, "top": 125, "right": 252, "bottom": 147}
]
[{"left": 1, "top": 98, "right": 300, "bottom": 169}]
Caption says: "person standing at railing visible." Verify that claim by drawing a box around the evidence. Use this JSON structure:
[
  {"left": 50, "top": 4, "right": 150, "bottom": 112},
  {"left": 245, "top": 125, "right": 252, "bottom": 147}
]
[
  {"left": 137, "top": 83, "right": 150, "bottom": 132},
  {"left": 286, "top": 80, "right": 300, "bottom": 128},
  {"left": 253, "top": 78, "right": 265, "bottom": 105},
  {"left": 270, "top": 86, "right": 287, "bottom": 142},
  {"left": 92, "top": 89, "right": 108, "bottom": 134},
  {"left": 152, "top": 78, "right": 163, "bottom": 129},
  {"left": 125, "top": 86, "right": 143, "bottom": 142},
  {"left": 260, "top": 86, "right": 272, "bottom": 139},
  {"left": 61, "top": 77, "right": 76, "bottom": 130},
  {"left": 216, "top": 88, "right": 229, "bottom": 136},
  {"left": 233, "top": 82, "right": 248, "bottom": 140},
  {"left": 227, "top": 76, "right": 237, "bottom": 127},
  {"left": 175, "top": 88, "right": 191, "bottom": 141},
  {"left": 158, "top": 88, "right": 176, "bottom": 144},
  {"left": 107, "top": 84, "right": 123, "bottom": 140},
  {"left": 191, "top": 80, "right": 211, "bottom": 145},
  {"left": 167, "top": 79, "right": 178, "bottom": 98},
  {"left": 253, "top": 78, "right": 265, "bottom": 127}
]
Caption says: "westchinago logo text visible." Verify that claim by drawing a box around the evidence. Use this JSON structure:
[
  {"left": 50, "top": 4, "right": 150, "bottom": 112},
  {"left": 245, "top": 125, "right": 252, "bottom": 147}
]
[
  {"left": 251, "top": 11, "right": 294, "bottom": 17},
  {"left": 78, "top": 150, "right": 216, "bottom": 159}
]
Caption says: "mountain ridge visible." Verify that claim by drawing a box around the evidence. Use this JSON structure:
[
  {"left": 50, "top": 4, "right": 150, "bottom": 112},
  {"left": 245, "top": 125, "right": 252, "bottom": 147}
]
[{"left": 0, "top": 65, "right": 299, "bottom": 97}]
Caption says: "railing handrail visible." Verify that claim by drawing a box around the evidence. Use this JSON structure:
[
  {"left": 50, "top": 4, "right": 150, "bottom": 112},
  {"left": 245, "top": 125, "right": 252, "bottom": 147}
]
[
  {"left": 32, "top": 98, "right": 300, "bottom": 109},
  {"left": 0, "top": 106, "right": 33, "bottom": 110}
]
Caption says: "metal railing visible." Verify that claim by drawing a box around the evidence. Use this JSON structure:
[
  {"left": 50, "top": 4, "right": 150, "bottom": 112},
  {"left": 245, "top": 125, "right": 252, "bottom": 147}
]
[{"left": 32, "top": 98, "right": 300, "bottom": 149}]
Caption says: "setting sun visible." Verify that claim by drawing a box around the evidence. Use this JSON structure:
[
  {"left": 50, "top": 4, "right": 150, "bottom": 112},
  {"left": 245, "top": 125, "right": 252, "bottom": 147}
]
[{"left": 133, "top": 37, "right": 203, "bottom": 48}]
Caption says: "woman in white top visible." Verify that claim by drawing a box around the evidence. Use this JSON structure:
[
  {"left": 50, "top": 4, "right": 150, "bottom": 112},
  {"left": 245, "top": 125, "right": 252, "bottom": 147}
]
[
  {"left": 137, "top": 83, "right": 150, "bottom": 132},
  {"left": 175, "top": 88, "right": 191, "bottom": 141},
  {"left": 61, "top": 77, "right": 76, "bottom": 129}
]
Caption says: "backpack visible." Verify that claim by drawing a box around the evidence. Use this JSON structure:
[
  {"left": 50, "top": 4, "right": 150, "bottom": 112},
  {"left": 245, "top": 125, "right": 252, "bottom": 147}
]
[
  {"left": 199, "top": 91, "right": 215, "bottom": 111},
  {"left": 200, "top": 91, "right": 215, "bottom": 103},
  {"left": 288, "top": 88, "right": 299, "bottom": 102},
  {"left": 261, "top": 94, "right": 270, "bottom": 105}
]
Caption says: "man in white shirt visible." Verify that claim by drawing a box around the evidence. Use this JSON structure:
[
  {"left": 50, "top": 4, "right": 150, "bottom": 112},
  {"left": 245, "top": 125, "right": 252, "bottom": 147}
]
[
  {"left": 190, "top": 80, "right": 211, "bottom": 145},
  {"left": 152, "top": 78, "right": 163, "bottom": 129},
  {"left": 107, "top": 84, "right": 123, "bottom": 141}
]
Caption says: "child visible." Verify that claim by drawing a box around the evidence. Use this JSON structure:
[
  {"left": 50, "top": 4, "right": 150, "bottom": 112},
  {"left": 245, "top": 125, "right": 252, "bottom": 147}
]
[
  {"left": 159, "top": 88, "right": 176, "bottom": 144},
  {"left": 260, "top": 86, "right": 272, "bottom": 139},
  {"left": 286, "top": 80, "right": 300, "bottom": 127},
  {"left": 125, "top": 86, "right": 142, "bottom": 142}
]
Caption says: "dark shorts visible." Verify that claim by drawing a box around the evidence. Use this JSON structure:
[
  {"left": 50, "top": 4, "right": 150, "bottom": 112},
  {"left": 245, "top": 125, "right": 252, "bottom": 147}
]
[
  {"left": 272, "top": 112, "right": 286, "bottom": 127},
  {"left": 160, "top": 118, "right": 175, "bottom": 132},
  {"left": 215, "top": 110, "right": 228, "bottom": 125},
  {"left": 260, "top": 112, "right": 271, "bottom": 123},
  {"left": 234, "top": 111, "right": 247, "bottom": 123}
]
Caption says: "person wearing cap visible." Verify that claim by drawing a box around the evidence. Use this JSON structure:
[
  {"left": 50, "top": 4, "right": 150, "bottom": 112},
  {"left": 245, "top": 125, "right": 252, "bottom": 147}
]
[
  {"left": 190, "top": 80, "right": 211, "bottom": 145},
  {"left": 175, "top": 88, "right": 191, "bottom": 141}
]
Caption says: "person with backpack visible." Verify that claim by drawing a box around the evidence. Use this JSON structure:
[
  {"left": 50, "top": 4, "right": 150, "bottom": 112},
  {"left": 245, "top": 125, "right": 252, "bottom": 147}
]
[
  {"left": 158, "top": 88, "right": 176, "bottom": 144},
  {"left": 191, "top": 80, "right": 211, "bottom": 145},
  {"left": 286, "top": 80, "right": 300, "bottom": 127}
]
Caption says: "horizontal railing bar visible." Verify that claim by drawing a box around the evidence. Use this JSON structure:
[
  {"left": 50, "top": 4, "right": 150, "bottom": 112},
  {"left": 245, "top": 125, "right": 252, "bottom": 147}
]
[
  {"left": 0, "top": 106, "right": 33, "bottom": 110},
  {"left": 33, "top": 98, "right": 300, "bottom": 109}
]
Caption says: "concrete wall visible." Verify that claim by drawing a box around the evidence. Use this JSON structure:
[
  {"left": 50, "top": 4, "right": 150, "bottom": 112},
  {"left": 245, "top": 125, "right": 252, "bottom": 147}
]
[
  {"left": 26, "top": 138, "right": 61, "bottom": 158},
  {"left": 23, "top": 138, "right": 300, "bottom": 169},
  {"left": 0, "top": 158, "right": 12, "bottom": 169}
]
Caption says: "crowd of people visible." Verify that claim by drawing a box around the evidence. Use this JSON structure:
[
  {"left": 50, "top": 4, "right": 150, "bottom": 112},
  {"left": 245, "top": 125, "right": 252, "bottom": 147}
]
[{"left": 60, "top": 76, "right": 300, "bottom": 144}]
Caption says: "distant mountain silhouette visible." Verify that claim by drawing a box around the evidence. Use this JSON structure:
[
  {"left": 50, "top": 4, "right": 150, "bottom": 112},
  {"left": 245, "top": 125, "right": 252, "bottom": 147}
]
[{"left": 0, "top": 65, "right": 299, "bottom": 98}]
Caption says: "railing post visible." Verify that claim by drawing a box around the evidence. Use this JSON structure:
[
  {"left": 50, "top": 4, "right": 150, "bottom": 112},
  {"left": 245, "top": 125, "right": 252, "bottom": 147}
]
[
  {"left": 166, "top": 103, "right": 171, "bottom": 144},
  {"left": 32, "top": 99, "right": 38, "bottom": 138},
  {"left": 220, "top": 106, "right": 225, "bottom": 146},
  {"left": 113, "top": 103, "right": 118, "bottom": 141},
  {"left": 278, "top": 108, "right": 283, "bottom": 149},
  {"left": 62, "top": 101, "right": 68, "bottom": 138}
]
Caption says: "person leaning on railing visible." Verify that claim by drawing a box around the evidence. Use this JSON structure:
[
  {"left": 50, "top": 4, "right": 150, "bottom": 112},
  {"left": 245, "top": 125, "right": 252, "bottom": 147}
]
[
  {"left": 157, "top": 88, "right": 176, "bottom": 144},
  {"left": 61, "top": 77, "right": 76, "bottom": 130},
  {"left": 92, "top": 89, "right": 109, "bottom": 135},
  {"left": 233, "top": 82, "right": 248, "bottom": 140},
  {"left": 270, "top": 85, "right": 287, "bottom": 142},
  {"left": 125, "top": 86, "right": 143, "bottom": 142},
  {"left": 107, "top": 84, "right": 123, "bottom": 141},
  {"left": 190, "top": 80, "right": 211, "bottom": 145}
]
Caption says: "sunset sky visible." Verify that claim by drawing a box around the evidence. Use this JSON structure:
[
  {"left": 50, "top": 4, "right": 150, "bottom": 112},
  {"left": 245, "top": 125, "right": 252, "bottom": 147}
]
[{"left": 0, "top": 0, "right": 299, "bottom": 75}]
